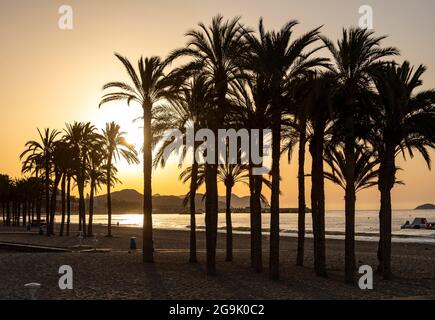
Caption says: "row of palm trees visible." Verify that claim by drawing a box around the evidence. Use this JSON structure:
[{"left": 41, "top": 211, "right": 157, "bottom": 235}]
[
  {"left": 100, "top": 15, "right": 435, "bottom": 284},
  {"left": 2, "top": 122, "right": 139, "bottom": 237},
  {"left": 2, "top": 15, "right": 434, "bottom": 285},
  {"left": 0, "top": 175, "right": 43, "bottom": 227}
]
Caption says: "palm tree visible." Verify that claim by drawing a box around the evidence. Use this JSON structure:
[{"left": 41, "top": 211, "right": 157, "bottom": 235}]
[
  {"left": 101, "top": 122, "right": 139, "bottom": 237},
  {"left": 227, "top": 73, "right": 271, "bottom": 272},
  {"left": 21, "top": 128, "right": 60, "bottom": 229},
  {"left": 86, "top": 145, "right": 108, "bottom": 237},
  {"left": 324, "top": 143, "right": 382, "bottom": 192},
  {"left": 180, "top": 163, "right": 270, "bottom": 262},
  {"left": 245, "top": 18, "right": 326, "bottom": 279},
  {"left": 64, "top": 122, "right": 100, "bottom": 237},
  {"left": 0, "top": 174, "right": 12, "bottom": 226},
  {"left": 322, "top": 28, "right": 399, "bottom": 283},
  {"left": 166, "top": 15, "right": 248, "bottom": 274},
  {"left": 57, "top": 143, "right": 76, "bottom": 237},
  {"left": 153, "top": 74, "right": 212, "bottom": 263},
  {"left": 370, "top": 61, "right": 435, "bottom": 279},
  {"left": 100, "top": 54, "right": 174, "bottom": 262},
  {"left": 306, "top": 72, "right": 336, "bottom": 276},
  {"left": 219, "top": 164, "right": 249, "bottom": 262},
  {"left": 20, "top": 149, "right": 44, "bottom": 227},
  {"left": 48, "top": 141, "right": 71, "bottom": 235},
  {"left": 281, "top": 73, "right": 316, "bottom": 267}
]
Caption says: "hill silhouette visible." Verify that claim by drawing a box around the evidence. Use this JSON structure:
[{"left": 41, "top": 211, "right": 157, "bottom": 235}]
[{"left": 93, "top": 189, "right": 252, "bottom": 213}]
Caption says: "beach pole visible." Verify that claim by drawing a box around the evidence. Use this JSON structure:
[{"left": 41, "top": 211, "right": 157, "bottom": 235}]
[{"left": 24, "top": 283, "right": 41, "bottom": 300}]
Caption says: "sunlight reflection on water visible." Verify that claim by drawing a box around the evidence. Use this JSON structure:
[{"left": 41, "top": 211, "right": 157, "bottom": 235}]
[{"left": 64, "top": 210, "right": 435, "bottom": 243}]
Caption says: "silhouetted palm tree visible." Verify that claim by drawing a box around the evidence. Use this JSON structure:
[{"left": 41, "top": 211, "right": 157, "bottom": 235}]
[
  {"left": 153, "top": 74, "right": 213, "bottom": 263},
  {"left": 324, "top": 144, "right": 381, "bottom": 193},
  {"left": 20, "top": 152, "right": 44, "bottom": 226},
  {"left": 219, "top": 164, "right": 271, "bottom": 262},
  {"left": 101, "top": 122, "right": 139, "bottom": 237},
  {"left": 307, "top": 72, "right": 336, "bottom": 276},
  {"left": 21, "top": 128, "right": 60, "bottom": 229},
  {"left": 64, "top": 122, "right": 100, "bottom": 237},
  {"left": 87, "top": 145, "right": 109, "bottom": 236},
  {"left": 48, "top": 141, "right": 71, "bottom": 235},
  {"left": 322, "top": 28, "right": 399, "bottom": 283},
  {"left": 228, "top": 74, "right": 271, "bottom": 272},
  {"left": 281, "top": 73, "right": 317, "bottom": 267},
  {"left": 100, "top": 54, "right": 174, "bottom": 262},
  {"left": 180, "top": 163, "right": 270, "bottom": 262},
  {"left": 370, "top": 61, "right": 435, "bottom": 279},
  {"left": 167, "top": 15, "right": 248, "bottom": 274},
  {"left": 246, "top": 18, "right": 326, "bottom": 279},
  {"left": 0, "top": 174, "right": 12, "bottom": 226}
]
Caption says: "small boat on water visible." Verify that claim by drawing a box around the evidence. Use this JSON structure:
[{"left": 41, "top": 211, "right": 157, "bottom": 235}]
[{"left": 401, "top": 218, "right": 435, "bottom": 230}]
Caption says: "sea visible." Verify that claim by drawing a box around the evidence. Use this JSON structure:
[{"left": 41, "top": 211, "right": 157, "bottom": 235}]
[{"left": 64, "top": 209, "right": 435, "bottom": 244}]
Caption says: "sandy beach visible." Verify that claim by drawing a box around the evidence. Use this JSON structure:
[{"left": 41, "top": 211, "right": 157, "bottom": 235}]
[{"left": 1, "top": 224, "right": 435, "bottom": 300}]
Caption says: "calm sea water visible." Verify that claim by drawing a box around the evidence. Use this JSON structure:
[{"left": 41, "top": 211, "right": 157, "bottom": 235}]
[{"left": 64, "top": 209, "right": 435, "bottom": 244}]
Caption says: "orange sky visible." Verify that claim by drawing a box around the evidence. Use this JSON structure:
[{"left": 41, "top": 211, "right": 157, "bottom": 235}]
[{"left": 0, "top": 0, "right": 434, "bottom": 209}]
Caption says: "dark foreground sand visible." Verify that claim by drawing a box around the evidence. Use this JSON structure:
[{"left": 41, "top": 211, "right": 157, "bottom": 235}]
[{"left": 1, "top": 224, "right": 435, "bottom": 300}]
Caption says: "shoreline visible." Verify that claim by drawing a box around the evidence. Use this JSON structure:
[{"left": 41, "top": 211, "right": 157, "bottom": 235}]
[
  {"left": 1, "top": 224, "right": 435, "bottom": 299},
  {"left": 50, "top": 209, "right": 435, "bottom": 245}
]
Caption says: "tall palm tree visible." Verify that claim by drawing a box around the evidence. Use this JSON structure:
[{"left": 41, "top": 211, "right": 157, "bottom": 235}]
[
  {"left": 246, "top": 18, "right": 326, "bottom": 279},
  {"left": 64, "top": 122, "right": 100, "bottom": 237},
  {"left": 218, "top": 164, "right": 271, "bottom": 262},
  {"left": 371, "top": 61, "right": 435, "bottom": 279},
  {"left": 101, "top": 122, "right": 139, "bottom": 237},
  {"left": 21, "top": 128, "right": 60, "bottom": 228},
  {"left": 167, "top": 15, "right": 248, "bottom": 274},
  {"left": 322, "top": 28, "right": 399, "bottom": 283},
  {"left": 180, "top": 163, "right": 270, "bottom": 262},
  {"left": 0, "top": 174, "right": 12, "bottom": 226},
  {"left": 306, "top": 72, "right": 336, "bottom": 276},
  {"left": 153, "top": 74, "right": 212, "bottom": 263},
  {"left": 58, "top": 143, "right": 76, "bottom": 237},
  {"left": 100, "top": 54, "right": 174, "bottom": 262},
  {"left": 20, "top": 152, "right": 44, "bottom": 227},
  {"left": 87, "top": 145, "right": 109, "bottom": 237},
  {"left": 227, "top": 73, "right": 272, "bottom": 272},
  {"left": 281, "top": 73, "right": 316, "bottom": 267},
  {"left": 48, "top": 141, "right": 71, "bottom": 235}
]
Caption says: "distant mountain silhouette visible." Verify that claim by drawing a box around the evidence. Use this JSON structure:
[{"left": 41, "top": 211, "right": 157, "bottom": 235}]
[
  {"left": 93, "top": 189, "right": 251, "bottom": 213},
  {"left": 415, "top": 203, "right": 435, "bottom": 210}
]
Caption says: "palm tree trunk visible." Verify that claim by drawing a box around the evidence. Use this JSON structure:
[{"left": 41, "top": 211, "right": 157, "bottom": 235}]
[
  {"left": 78, "top": 178, "right": 86, "bottom": 237},
  {"left": 49, "top": 173, "right": 61, "bottom": 236},
  {"left": 22, "top": 200, "right": 27, "bottom": 227},
  {"left": 143, "top": 106, "right": 154, "bottom": 262},
  {"left": 45, "top": 160, "right": 50, "bottom": 227},
  {"left": 66, "top": 175, "right": 71, "bottom": 236},
  {"left": 60, "top": 173, "right": 66, "bottom": 236},
  {"left": 88, "top": 180, "right": 95, "bottom": 236},
  {"left": 31, "top": 200, "right": 35, "bottom": 223},
  {"left": 189, "top": 161, "right": 198, "bottom": 263},
  {"left": 344, "top": 113, "right": 356, "bottom": 284},
  {"left": 1, "top": 201, "right": 4, "bottom": 224},
  {"left": 36, "top": 189, "right": 41, "bottom": 227},
  {"left": 225, "top": 184, "right": 233, "bottom": 262},
  {"left": 309, "top": 122, "right": 327, "bottom": 277},
  {"left": 297, "top": 116, "right": 307, "bottom": 266},
  {"left": 377, "top": 145, "right": 395, "bottom": 280},
  {"left": 107, "top": 155, "right": 113, "bottom": 237},
  {"left": 6, "top": 200, "right": 10, "bottom": 226},
  {"left": 249, "top": 172, "right": 263, "bottom": 273},
  {"left": 269, "top": 110, "right": 281, "bottom": 280},
  {"left": 205, "top": 162, "right": 219, "bottom": 275}
]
